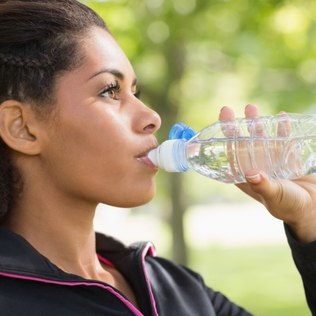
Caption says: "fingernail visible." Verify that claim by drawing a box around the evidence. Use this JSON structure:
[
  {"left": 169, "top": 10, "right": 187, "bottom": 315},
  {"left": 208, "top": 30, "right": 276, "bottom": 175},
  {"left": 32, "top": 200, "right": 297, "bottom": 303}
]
[{"left": 246, "top": 173, "right": 261, "bottom": 184}]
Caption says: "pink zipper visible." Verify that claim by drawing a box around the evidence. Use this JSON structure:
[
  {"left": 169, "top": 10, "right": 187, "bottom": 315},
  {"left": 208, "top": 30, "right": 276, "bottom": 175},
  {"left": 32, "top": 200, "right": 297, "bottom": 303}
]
[
  {"left": 0, "top": 271, "right": 143, "bottom": 316},
  {"left": 141, "top": 243, "right": 159, "bottom": 316},
  {"left": 97, "top": 242, "right": 159, "bottom": 316}
]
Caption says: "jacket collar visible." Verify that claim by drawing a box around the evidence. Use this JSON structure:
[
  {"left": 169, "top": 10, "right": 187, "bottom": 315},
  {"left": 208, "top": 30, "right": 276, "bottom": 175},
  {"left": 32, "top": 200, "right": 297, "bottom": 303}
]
[{"left": 0, "top": 227, "right": 154, "bottom": 280}]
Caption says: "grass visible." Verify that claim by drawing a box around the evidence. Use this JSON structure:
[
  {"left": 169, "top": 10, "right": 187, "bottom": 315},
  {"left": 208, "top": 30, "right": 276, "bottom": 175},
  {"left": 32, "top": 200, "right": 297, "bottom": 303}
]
[{"left": 188, "top": 244, "right": 311, "bottom": 316}]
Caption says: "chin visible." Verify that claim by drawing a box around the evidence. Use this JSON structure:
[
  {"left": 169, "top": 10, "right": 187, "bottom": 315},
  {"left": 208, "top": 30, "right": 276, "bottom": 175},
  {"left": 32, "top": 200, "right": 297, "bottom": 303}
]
[
  {"left": 100, "top": 180, "right": 157, "bottom": 208},
  {"left": 121, "top": 194, "right": 155, "bottom": 208},
  {"left": 117, "top": 187, "right": 156, "bottom": 208}
]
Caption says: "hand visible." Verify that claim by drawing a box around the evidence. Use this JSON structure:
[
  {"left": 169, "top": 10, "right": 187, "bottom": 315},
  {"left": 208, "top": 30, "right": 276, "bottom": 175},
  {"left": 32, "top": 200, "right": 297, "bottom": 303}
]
[{"left": 219, "top": 104, "right": 316, "bottom": 243}]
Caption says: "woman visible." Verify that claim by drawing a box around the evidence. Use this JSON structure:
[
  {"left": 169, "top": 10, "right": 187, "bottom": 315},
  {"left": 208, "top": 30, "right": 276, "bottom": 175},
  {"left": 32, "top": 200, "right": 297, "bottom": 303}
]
[{"left": 0, "top": 1, "right": 315, "bottom": 315}]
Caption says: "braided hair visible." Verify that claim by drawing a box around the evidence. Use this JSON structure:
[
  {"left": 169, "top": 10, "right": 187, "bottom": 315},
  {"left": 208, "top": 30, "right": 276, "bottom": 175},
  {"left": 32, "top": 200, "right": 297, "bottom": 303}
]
[
  {"left": 0, "top": 0, "right": 108, "bottom": 222},
  {"left": 0, "top": 53, "right": 50, "bottom": 68}
]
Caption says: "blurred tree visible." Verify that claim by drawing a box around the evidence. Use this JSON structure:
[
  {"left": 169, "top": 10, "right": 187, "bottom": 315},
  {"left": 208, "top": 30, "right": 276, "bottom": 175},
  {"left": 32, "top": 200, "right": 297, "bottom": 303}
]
[{"left": 85, "top": 0, "right": 316, "bottom": 265}]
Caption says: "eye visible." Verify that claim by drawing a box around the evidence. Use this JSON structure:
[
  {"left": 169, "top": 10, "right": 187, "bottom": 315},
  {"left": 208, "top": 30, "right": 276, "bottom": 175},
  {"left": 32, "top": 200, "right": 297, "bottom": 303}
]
[{"left": 100, "top": 81, "right": 121, "bottom": 100}]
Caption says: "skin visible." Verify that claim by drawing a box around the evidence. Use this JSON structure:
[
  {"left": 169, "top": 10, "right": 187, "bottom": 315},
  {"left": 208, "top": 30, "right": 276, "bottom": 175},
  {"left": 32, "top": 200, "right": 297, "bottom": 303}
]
[
  {"left": 220, "top": 104, "right": 316, "bottom": 243},
  {"left": 0, "top": 25, "right": 315, "bottom": 310},
  {"left": 0, "top": 27, "right": 161, "bottom": 307}
]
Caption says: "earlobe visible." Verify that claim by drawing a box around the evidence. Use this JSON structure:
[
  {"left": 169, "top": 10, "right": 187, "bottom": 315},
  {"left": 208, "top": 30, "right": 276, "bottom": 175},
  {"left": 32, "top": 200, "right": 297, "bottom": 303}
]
[{"left": 0, "top": 100, "right": 41, "bottom": 155}]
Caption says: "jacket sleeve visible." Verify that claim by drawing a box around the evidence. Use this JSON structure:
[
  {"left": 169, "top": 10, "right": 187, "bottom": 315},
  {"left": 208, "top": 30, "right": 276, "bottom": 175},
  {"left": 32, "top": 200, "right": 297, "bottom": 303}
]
[
  {"left": 180, "top": 265, "right": 253, "bottom": 316},
  {"left": 147, "top": 256, "right": 254, "bottom": 316},
  {"left": 285, "top": 223, "right": 316, "bottom": 314},
  {"left": 205, "top": 287, "right": 253, "bottom": 316}
]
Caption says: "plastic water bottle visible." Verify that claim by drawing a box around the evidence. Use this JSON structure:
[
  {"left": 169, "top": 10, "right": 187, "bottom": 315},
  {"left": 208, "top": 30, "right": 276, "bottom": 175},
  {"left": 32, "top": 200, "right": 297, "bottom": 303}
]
[{"left": 147, "top": 113, "right": 316, "bottom": 183}]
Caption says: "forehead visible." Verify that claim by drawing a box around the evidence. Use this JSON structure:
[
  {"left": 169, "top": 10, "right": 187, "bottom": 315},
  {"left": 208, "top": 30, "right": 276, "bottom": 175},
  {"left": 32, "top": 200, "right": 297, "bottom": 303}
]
[{"left": 79, "top": 27, "right": 136, "bottom": 81}]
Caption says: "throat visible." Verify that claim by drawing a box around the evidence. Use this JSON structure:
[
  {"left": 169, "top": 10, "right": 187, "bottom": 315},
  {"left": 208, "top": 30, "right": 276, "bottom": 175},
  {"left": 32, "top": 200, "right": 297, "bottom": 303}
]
[
  {"left": 101, "top": 265, "right": 138, "bottom": 307},
  {"left": 59, "top": 259, "right": 139, "bottom": 309}
]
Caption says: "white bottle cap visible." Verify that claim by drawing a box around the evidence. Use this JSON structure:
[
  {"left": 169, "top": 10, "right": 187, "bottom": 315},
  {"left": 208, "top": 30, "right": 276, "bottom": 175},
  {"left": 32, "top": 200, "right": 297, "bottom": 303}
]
[{"left": 147, "top": 140, "right": 181, "bottom": 172}]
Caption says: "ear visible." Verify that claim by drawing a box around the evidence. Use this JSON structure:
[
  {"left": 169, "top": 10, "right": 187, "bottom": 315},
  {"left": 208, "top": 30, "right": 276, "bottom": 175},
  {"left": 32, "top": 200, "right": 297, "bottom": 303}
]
[{"left": 0, "top": 100, "right": 41, "bottom": 155}]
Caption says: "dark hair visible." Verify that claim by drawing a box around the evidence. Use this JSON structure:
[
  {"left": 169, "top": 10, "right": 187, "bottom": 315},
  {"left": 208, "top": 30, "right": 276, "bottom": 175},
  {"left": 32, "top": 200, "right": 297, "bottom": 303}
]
[{"left": 0, "top": 0, "right": 108, "bottom": 222}]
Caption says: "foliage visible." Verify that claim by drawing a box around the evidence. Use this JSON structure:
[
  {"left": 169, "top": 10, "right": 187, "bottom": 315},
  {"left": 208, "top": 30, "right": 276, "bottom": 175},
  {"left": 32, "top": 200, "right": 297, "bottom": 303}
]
[
  {"left": 86, "top": 1, "right": 314, "bottom": 313},
  {"left": 87, "top": 0, "right": 316, "bottom": 118},
  {"left": 86, "top": 0, "right": 316, "bottom": 204}
]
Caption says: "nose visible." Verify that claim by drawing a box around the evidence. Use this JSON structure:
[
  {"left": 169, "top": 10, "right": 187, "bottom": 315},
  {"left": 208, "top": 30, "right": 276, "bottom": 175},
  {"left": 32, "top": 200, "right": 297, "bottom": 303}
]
[
  {"left": 143, "top": 108, "right": 161, "bottom": 133},
  {"left": 132, "top": 99, "right": 161, "bottom": 134}
]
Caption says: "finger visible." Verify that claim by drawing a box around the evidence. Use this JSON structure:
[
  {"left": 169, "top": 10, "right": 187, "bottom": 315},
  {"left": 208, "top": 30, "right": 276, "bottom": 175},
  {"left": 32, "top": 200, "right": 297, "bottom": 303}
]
[
  {"left": 244, "top": 104, "right": 266, "bottom": 137},
  {"left": 237, "top": 170, "right": 279, "bottom": 207},
  {"left": 245, "top": 170, "right": 280, "bottom": 198},
  {"left": 244, "top": 104, "right": 260, "bottom": 118},
  {"left": 219, "top": 106, "right": 235, "bottom": 121},
  {"left": 235, "top": 182, "right": 263, "bottom": 203},
  {"left": 244, "top": 170, "right": 283, "bottom": 214},
  {"left": 277, "top": 112, "right": 291, "bottom": 137},
  {"left": 219, "top": 106, "right": 238, "bottom": 138},
  {"left": 276, "top": 112, "right": 299, "bottom": 173},
  {"left": 244, "top": 170, "right": 308, "bottom": 225},
  {"left": 218, "top": 106, "right": 241, "bottom": 178},
  {"left": 242, "top": 105, "right": 267, "bottom": 172}
]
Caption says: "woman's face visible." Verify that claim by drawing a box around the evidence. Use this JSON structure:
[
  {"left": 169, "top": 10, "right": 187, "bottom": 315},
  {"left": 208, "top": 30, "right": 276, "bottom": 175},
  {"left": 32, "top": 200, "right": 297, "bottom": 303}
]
[{"left": 40, "top": 27, "right": 161, "bottom": 208}]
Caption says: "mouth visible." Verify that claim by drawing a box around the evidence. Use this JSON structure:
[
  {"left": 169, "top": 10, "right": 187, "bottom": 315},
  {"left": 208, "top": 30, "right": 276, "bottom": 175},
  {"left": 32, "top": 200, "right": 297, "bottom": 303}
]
[
  {"left": 135, "top": 143, "right": 159, "bottom": 169},
  {"left": 136, "top": 155, "right": 157, "bottom": 168}
]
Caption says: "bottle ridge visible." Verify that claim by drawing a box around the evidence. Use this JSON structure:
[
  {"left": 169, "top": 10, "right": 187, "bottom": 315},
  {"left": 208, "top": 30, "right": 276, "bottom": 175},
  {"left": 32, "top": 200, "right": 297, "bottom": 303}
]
[{"left": 148, "top": 113, "right": 316, "bottom": 183}]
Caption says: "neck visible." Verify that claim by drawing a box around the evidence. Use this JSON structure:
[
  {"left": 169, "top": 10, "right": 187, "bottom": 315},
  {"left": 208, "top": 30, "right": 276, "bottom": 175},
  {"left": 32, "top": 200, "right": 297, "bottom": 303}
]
[{"left": 5, "top": 191, "right": 103, "bottom": 279}]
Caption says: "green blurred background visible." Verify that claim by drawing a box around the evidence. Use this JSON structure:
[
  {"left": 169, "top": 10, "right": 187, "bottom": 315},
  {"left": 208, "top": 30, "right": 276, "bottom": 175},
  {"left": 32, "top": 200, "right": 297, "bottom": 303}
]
[{"left": 85, "top": 0, "right": 316, "bottom": 315}]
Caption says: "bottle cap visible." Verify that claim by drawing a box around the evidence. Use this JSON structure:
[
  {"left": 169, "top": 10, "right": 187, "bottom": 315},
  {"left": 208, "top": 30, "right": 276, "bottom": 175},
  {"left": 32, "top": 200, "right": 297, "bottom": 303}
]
[
  {"left": 168, "top": 122, "right": 195, "bottom": 140},
  {"left": 147, "top": 140, "right": 182, "bottom": 172}
]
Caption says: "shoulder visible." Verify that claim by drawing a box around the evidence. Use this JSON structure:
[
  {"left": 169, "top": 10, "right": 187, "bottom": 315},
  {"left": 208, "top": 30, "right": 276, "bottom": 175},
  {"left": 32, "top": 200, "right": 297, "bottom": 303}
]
[
  {"left": 145, "top": 255, "right": 209, "bottom": 298},
  {"left": 146, "top": 255, "right": 205, "bottom": 284}
]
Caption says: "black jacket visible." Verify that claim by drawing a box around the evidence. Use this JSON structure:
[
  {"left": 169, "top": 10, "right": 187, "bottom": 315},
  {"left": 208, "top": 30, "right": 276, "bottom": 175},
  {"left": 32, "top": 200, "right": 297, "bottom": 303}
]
[
  {"left": 285, "top": 226, "right": 316, "bottom": 315},
  {"left": 0, "top": 228, "right": 252, "bottom": 315}
]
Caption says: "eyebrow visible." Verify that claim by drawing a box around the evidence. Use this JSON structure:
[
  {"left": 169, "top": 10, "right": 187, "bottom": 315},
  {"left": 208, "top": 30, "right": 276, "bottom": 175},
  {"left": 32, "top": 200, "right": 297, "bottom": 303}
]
[{"left": 88, "top": 68, "right": 138, "bottom": 86}]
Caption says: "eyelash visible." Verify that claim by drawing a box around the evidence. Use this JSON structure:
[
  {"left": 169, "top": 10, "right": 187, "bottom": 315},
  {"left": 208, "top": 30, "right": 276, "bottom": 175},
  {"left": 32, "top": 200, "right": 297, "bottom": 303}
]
[
  {"left": 99, "top": 81, "right": 141, "bottom": 100},
  {"left": 100, "top": 81, "right": 121, "bottom": 100}
]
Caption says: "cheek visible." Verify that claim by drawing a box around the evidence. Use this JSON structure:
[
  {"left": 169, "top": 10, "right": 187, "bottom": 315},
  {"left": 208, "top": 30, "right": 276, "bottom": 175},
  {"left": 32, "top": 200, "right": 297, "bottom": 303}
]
[
  {"left": 51, "top": 124, "right": 130, "bottom": 183},
  {"left": 42, "top": 115, "right": 156, "bottom": 207},
  {"left": 82, "top": 140, "right": 157, "bottom": 206},
  {"left": 52, "top": 104, "right": 126, "bottom": 164},
  {"left": 90, "top": 146, "right": 156, "bottom": 206}
]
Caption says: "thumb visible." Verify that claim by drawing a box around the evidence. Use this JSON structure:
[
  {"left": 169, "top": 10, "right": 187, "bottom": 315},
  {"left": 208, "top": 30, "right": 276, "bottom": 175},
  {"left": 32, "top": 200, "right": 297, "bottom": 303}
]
[
  {"left": 244, "top": 170, "right": 315, "bottom": 229},
  {"left": 245, "top": 170, "right": 282, "bottom": 210}
]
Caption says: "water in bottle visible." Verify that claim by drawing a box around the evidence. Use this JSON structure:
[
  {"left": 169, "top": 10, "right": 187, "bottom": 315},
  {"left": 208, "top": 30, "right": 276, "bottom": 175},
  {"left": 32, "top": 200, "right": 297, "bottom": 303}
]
[{"left": 147, "top": 113, "right": 316, "bottom": 183}]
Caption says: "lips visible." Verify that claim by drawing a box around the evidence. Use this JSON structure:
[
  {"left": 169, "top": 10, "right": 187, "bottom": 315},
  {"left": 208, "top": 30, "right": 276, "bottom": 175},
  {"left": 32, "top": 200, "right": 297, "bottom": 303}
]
[
  {"left": 135, "top": 143, "right": 159, "bottom": 169},
  {"left": 136, "top": 155, "right": 157, "bottom": 168}
]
